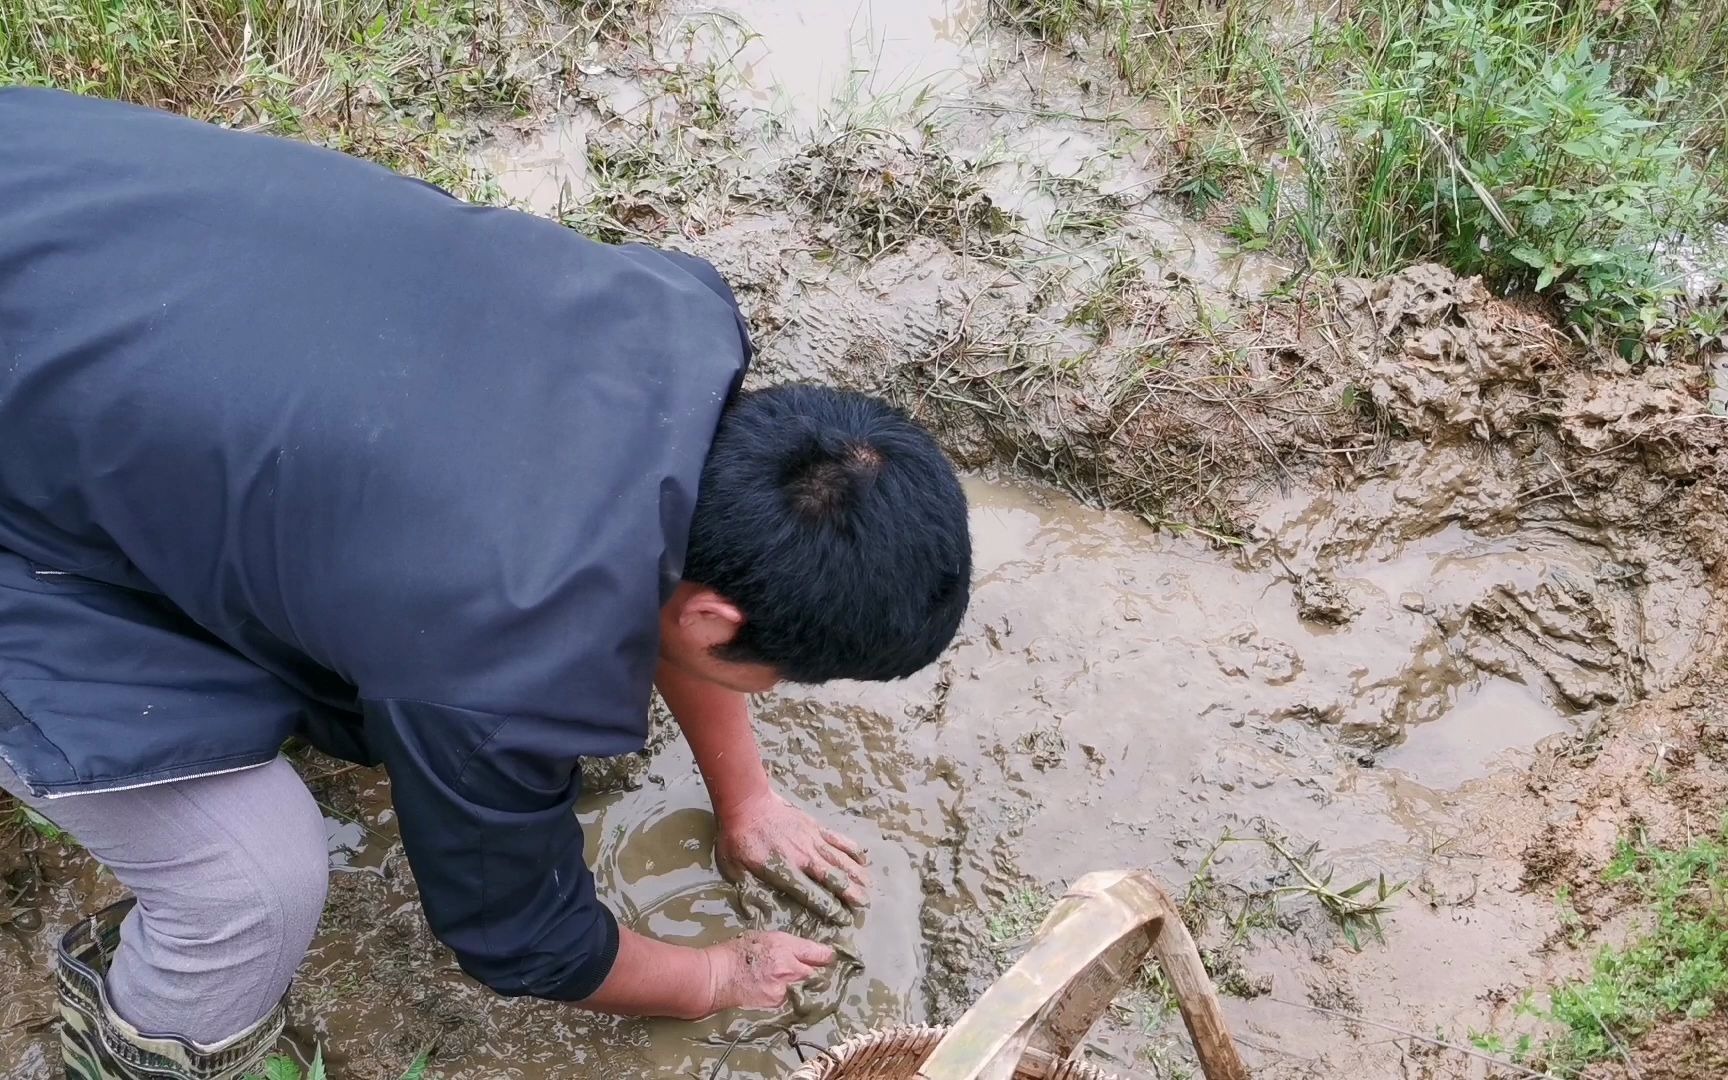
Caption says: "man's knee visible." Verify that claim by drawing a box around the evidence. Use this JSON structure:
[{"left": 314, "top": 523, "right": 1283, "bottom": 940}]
[
  {"left": 104, "top": 758, "right": 331, "bottom": 1041},
  {"left": 140, "top": 761, "right": 329, "bottom": 962},
  {"left": 241, "top": 821, "right": 329, "bottom": 951},
  {"left": 231, "top": 763, "right": 330, "bottom": 953}
]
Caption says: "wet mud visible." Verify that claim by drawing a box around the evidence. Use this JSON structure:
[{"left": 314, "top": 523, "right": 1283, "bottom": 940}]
[
  {"left": 4, "top": 470, "right": 1717, "bottom": 1077},
  {"left": 5, "top": 0, "right": 1728, "bottom": 1077}
]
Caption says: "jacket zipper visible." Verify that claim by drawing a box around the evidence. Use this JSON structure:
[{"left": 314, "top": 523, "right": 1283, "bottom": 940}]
[{"left": 39, "top": 758, "right": 274, "bottom": 799}]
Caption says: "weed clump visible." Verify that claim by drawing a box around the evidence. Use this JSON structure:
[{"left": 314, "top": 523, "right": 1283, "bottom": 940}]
[
  {"left": 896, "top": 262, "right": 1357, "bottom": 534},
  {"left": 986, "top": 885, "right": 1056, "bottom": 948},
  {"left": 993, "top": 0, "right": 1728, "bottom": 357},
  {"left": 578, "top": 0, "right": 662, "bottom": 42},
  {"left": 245, "top": 1048, "right": 427, "bottom": 1080},
  {"left": 0, "top": 0, "right": 546, "bottom": 198},
  {"left": 1183, "top": 822, "right": 1407, "bottom": 953},
  {"left": 782, "top": 126, "right": 1017, "bottom": 260},
  {"left": 1320, "top": 2, "right": 1725, "bottom": 356},
  {"left": 992, "top": 0, "right": 1107, "bottom": 43},
  {"left": 1531, "top": 822, "right": 1728, "bottom": 1075}
]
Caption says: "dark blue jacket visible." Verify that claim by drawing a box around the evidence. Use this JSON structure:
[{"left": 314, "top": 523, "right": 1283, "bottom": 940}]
[{"left": 0, "top": 89, "right": 751, "bottom": 1000}]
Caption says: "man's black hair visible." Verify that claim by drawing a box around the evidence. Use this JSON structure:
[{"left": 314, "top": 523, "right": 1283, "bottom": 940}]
[{"left": 684, "top": 384, "right": 972, "bottom": 684}]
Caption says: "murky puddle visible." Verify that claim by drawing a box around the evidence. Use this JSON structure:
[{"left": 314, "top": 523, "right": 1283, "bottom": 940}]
[
  {"left": 665, "top": 0, "right": 985, "bottom": 129},
  {"left": 476, "top": 117, "right": 592, "bottom": 219},
  {"left": 0, "top": 473, "right": 1705, "bottom": 1075}
]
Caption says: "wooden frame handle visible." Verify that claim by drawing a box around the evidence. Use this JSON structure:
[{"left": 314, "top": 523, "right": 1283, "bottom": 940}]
[{"left": 916, "top": 871, "right": 1249, "bottom": 1080}]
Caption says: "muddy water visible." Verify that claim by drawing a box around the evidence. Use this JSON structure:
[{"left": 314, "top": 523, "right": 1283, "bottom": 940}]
[
  {"left": 474, "top": 0, "right": 1283, "bottom": 304},
  {"left": 477, "top": 117, "right": 592, "bottom": 218},
  {"left": 272, "top": 475, "right": 1698, "bottom": 1078},
  {"left": 243, "top": 480, "right": 1713, "bottom": 1076},
  {"left": 665, "top": 0, "right": 985, "bottom": 129},
  {"left": 0, "top": 475, "right": 1706, "bottom": 1076}
]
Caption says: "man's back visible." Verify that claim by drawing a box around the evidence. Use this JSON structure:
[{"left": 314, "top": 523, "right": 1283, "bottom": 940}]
[{"left": 0, "top": 88, "right": 750, "bottom": 729}]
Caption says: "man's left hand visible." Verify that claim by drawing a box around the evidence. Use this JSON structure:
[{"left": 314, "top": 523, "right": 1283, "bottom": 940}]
[{"left": 716, "top": 790, "right": 870, "bottom": 924}]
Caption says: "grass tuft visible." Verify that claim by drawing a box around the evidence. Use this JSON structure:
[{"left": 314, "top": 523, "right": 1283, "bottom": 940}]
[
  {"left": 986, "top": 885, "right": 1056, "bottom": 948},
  {"left": 1, "top": 796, "right": 72, "bottom": 846},
  {"left": 991, "top": 0, "right": 1728, "bottom": 357},
  {"left": 1315, "top": 1, "right": 1726, "bottom": 355},
  {"left": 1532, "top": 821, "right": 1728, "bottom": 1075},
  {"left": 246, "top": 1047, "right": 428, "bottom": 1080},
  {"left": 0, "top": 0, "right": 550, "bottom": 198},
  {"left": 992, "top": 0, "right": 1105, "bottom": 43}
]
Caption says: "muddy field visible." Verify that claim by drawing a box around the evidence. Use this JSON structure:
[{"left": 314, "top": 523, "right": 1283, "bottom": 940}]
[{"left": 5, "top": 1, "right": 1728, "bottom": 1077}]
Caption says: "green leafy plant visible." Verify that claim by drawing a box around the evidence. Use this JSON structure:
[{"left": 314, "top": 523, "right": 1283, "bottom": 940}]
[
  {"left": 1529, "top": 822, "right": 1728, "bottom": 1075},
  {"left": 247, "top": 1051, "right": 325, "bottom": 1080},
  {"left": 1186, "top": 823, "right": 1407, "bottom": 951},
  {"left": 1001, "top": 0, "right": 1728, "bottom": 354},
  {"left": 16, "top": 805, "right": 67, "bottom": 842},
  {"left": 986, "top": 886, "right": 1056, "bottom": 948},
  {"left": 1468, "top": 1028, "right": 1535, "bottom": 1063},
  {"left": 1318, "top": 2, "right": 1723, "bottom": 350},
  {"left": 1225, "top": 202, "right": 1274, "bottom": 253},
  {"left": 246, "top": 1049, "right": 429, "bottom": 1080},
  {"left": 2, "top": 797, "right": 71, "bottom": 844}
]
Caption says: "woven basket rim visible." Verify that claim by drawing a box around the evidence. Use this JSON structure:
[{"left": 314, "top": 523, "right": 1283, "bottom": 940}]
[{"left": 787, "top": 1023, "right": 1121, "bottom": 1080}]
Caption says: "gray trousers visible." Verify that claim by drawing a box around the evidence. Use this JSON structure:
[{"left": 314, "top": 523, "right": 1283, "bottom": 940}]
[{"left": 0, "top": 756, "right": 328, "bottom": 1046}]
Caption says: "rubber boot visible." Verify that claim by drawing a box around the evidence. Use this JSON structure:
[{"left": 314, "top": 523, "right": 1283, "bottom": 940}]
[{"left": 57, "top": 899, "right": 284, "bottom": 1080}]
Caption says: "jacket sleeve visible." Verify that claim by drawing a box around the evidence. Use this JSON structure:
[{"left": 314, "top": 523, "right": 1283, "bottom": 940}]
[{"left": 360, "top": 697, "right": 620, "bottom": 1000}]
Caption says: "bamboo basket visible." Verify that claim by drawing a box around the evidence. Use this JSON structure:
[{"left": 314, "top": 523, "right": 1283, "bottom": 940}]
[{"left": 789, "top": 871, "right": 1250, "bottom": 1080}]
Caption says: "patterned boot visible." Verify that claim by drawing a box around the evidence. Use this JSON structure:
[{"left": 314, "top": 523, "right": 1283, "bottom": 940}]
[{"left": 57, "top": 899, "right": 284, "bottom": 1080}]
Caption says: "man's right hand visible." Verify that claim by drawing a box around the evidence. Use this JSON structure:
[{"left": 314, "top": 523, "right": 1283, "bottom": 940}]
[
  {"left": 581, "top": 924, "right": 836, "bottom": 1020},
  {"left": 705, "top": 930, "right": 836, "bottom": 1013}
]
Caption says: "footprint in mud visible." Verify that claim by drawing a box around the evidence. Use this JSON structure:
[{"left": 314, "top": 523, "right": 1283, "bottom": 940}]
[{"left": 1208, "top": 625, "right": 1304, "bottom": 686}]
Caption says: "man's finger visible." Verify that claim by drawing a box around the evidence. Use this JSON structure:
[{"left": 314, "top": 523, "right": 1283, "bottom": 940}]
[
  {"left": 760, "top": 858, "right": 848, "bottom": 923},
  {"left": 733, "top": 877, "right": 778, "bottom": 928},
  {"left": 777, "top": 959, "right": 818, "bottom": 983},
  {"left": 819, "top": 842, "right": 872, "bottom": 890},
  {"left": 717, "top": 853, "right": 748, "bottom": 885},
  {"left": 815, "top": 856, "right": 869, "bottom": 908},
  {"left": 794, "top": 940, "right": 837, "bottom": 966},
  {"left": 821, "top": 828, "right": 870, "bottom": 866},
  {"left": 793, "top": 873, "right": 849, "bottom": 924}
]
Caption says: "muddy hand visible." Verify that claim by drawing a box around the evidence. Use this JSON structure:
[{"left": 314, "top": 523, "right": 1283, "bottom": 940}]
[
  {"left": 716, "top": 790, "right": 870, "bottom": 925},
  {"left": 706, "top": 930, "right": 837, "bottom": 1013}
]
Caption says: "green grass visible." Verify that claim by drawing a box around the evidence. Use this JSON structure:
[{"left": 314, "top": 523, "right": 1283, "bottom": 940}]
[
  {"left": 995, "top": 0, "right": 1104, "bottom": 43},
  {"left": 986, "top": 885, "right": 1056, "bottom": 947},
  {"left": 998, "top": 0, "right": 1728, "bottom": 357},
  {"left": 1183, "top": 824, "right": 1406, "bottom": 953},
  {"left": 0, "top": 0, "right": 542, "bottom": 196},
  {"left": 0, "top": 0, "right": 527, "bottom": 116},
  {"left": 15, "top": 805, "right": 67, "bottom": 843},
  {"left": 1525, "top": 822, "right": 1728, "bottom": 1075},
  {"left": 0, "top": 0, "right": 744, "bottom": 235},
  {"left": 247, "top": 1048, "right": 428, "bottom": 1080},
  {"left": 1316, "top": 0, "right": 1723, "bottom": 355},
  {"left": 1, "top": 796, "right": 71, "bottom": 844}
]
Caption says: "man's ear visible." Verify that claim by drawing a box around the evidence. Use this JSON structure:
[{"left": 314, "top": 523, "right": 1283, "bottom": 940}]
[{"left": 680, "top": 588, "right": 746, "bottom": 647}]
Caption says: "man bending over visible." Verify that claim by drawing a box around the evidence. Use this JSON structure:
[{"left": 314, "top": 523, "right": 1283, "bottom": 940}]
[{"left": 0, "top": 88, "right": 971, "bottom": 1079}]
